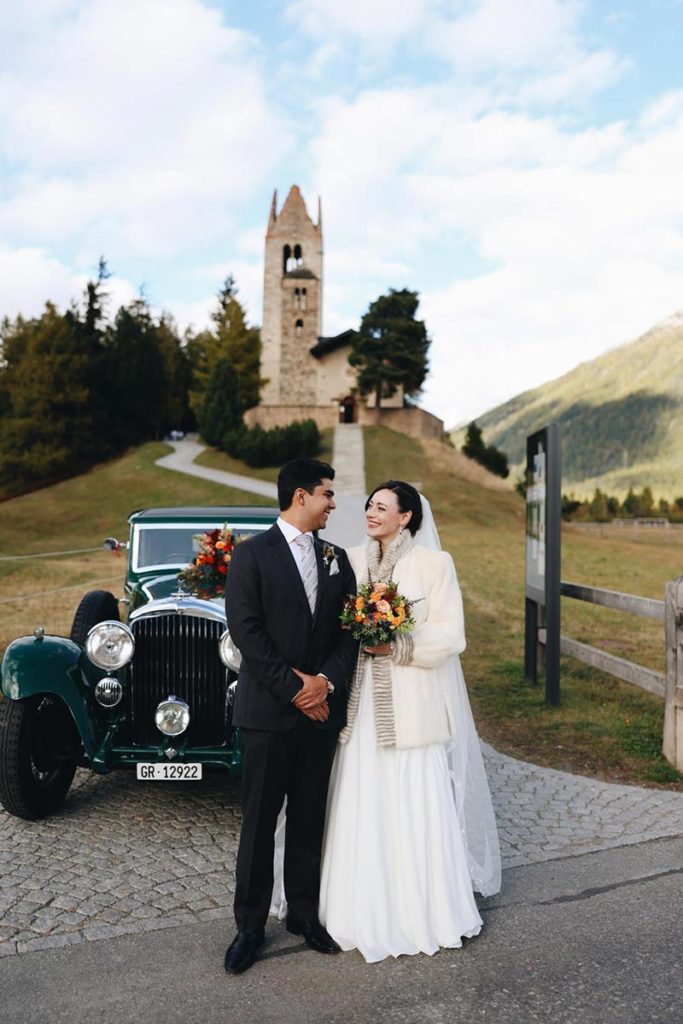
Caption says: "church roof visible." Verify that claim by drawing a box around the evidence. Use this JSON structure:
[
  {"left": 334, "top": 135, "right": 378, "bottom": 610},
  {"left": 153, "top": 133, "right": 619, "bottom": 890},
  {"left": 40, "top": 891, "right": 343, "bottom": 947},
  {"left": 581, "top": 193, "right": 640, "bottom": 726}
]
[
  {"left": 283, "top": 267, "right": 318, "bottom": 280},
  {"left": 310, "top": 329, "right": 358, "bottom": 358}
]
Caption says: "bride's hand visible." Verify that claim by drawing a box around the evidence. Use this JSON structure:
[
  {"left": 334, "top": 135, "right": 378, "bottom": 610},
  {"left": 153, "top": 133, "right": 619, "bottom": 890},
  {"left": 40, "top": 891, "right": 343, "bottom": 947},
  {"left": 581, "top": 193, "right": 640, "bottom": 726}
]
[{"left": 363, "top": 643, "right": 392, "bottom": 657}]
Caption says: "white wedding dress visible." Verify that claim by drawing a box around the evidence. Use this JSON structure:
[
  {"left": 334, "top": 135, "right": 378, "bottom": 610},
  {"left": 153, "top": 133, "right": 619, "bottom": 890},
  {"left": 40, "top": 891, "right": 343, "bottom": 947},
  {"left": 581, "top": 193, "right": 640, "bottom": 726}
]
[
  {"left": 269, "top": 497, "right": 500, "bottom": 962},
  {"left": 318, "top": 659, "right": 484, "bottom": 962}
]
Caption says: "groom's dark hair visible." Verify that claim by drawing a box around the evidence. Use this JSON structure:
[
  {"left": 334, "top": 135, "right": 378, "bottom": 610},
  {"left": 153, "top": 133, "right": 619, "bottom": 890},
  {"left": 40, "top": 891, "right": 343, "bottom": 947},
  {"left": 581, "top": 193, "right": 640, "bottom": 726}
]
[{"left": 278, "top": 458, "right": 335, "bottom": 511}]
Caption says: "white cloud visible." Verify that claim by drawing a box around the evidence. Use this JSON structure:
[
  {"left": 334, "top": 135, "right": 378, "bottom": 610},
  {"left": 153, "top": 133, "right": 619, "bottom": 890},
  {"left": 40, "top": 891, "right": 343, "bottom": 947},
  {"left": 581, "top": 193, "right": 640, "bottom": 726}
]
[
  {"left": 432, "top": 0, "right": 582, "bottom": 71},
  {"left": 0, "top": 246, "right": 137, "bottom": 322},
  {"left": 285, "top": 0, "right": 431, "bottom": 47},
  {"left": 304, "top": 81, "right": 683, "bottom": 425},
  {"left": 0, "top": 0, "right": 292, "bottom": 258}
]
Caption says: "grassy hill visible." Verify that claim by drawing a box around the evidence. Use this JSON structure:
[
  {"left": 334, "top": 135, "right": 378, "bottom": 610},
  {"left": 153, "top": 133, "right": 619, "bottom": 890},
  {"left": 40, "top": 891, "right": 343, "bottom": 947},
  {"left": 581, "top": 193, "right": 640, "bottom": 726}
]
[
  {"left": 451, "top": 312, "right": 683, "bottom": 499},
  {"left": 0, "top": 432, "right": 679, "bottom": 788}
]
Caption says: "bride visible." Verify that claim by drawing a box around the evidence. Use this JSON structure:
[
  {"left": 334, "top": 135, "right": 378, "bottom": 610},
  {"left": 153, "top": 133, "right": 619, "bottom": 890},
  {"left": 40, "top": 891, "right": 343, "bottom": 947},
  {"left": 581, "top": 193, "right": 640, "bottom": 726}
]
[{"left": 317, "top": 479, "right": 501, "bottom": 962}]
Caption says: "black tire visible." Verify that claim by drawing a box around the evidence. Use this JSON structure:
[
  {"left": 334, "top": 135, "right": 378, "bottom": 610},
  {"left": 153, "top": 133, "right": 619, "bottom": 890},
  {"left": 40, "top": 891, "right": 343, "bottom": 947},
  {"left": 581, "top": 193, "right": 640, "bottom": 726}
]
[
  {"left": 70, "top": 590, "right": 120, "bottom": 646},
  {"left": 0, "top": 696, "right": 80, "bottom": 819}
]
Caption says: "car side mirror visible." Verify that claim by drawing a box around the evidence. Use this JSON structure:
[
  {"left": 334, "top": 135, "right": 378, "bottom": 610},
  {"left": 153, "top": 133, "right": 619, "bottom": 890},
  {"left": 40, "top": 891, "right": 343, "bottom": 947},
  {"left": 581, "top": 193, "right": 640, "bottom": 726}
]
[{"left": 103, "top": 538, "right": 128, "bottom": 552}]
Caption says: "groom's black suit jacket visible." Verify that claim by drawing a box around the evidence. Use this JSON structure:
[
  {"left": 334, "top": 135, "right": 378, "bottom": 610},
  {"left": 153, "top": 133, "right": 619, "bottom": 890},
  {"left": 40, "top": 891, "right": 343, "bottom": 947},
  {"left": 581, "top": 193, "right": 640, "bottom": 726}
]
[{"left": 225, "top": 524, "right": 358, "bottom": 732}]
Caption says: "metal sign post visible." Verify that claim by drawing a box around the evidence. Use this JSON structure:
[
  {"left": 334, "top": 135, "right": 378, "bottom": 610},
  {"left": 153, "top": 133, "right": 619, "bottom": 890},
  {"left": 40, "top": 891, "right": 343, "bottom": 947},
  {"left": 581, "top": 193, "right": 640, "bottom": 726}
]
[{"left": 524, "top": 424, "right": 561, "bottom": 705}]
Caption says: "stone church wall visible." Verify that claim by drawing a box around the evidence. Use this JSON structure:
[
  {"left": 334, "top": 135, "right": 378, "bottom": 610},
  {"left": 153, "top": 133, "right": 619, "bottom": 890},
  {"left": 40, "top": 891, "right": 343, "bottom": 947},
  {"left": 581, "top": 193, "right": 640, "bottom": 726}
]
[
  {"left": 244, "top": 403, "right": 445, "bottom": 441},
  {"left": 244, "top": 404, "right": 340, "bottom": 431},
  {"left": 358, "top": 406, "right": 445, "bottom": 440}
]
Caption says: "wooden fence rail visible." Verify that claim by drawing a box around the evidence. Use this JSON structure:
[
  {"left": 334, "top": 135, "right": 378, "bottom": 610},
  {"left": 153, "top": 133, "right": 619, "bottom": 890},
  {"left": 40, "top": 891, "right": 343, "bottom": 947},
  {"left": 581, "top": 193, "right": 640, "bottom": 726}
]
[{"left": 540, "top": 575, "right": 683, "bottom": 770}]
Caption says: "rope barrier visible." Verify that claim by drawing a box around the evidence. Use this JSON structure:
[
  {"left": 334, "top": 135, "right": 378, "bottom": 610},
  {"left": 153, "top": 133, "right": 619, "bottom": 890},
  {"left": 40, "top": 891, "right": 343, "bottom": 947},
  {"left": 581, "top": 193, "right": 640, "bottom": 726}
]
[
  {"left": 0, "top": 546, "right": 107, "bottom": 561},
  {"left": 0, "top": 575, "right": 123, "bottom": 606}
]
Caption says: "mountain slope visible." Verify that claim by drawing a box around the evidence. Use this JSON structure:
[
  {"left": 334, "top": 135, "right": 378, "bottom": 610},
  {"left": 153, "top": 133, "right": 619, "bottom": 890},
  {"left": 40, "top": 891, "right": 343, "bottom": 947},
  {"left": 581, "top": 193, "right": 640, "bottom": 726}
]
[{"left": 453, "top": 313, "right": 683, "bottom": 498}]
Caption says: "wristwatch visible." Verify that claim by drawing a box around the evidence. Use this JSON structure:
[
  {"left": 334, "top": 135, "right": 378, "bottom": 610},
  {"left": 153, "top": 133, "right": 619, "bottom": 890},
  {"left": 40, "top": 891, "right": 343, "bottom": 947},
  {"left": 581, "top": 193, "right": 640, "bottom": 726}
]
[{"left": 318, "top": 673, "right": 335, "bottom": 695}]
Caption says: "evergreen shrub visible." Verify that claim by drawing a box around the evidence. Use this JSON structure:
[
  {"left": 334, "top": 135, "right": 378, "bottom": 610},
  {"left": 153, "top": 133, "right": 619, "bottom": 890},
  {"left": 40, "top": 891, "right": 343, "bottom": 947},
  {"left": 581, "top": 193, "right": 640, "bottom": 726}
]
[{"left": 223, "top": 418, "right": 321, "bottom": 468}]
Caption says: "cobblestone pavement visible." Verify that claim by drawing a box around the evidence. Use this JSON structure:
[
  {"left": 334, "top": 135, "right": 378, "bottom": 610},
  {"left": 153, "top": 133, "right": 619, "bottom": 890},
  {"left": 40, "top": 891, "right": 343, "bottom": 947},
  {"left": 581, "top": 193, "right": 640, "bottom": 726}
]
[{"left": 2, "top": 748, "right": 682, "bottom": 959}]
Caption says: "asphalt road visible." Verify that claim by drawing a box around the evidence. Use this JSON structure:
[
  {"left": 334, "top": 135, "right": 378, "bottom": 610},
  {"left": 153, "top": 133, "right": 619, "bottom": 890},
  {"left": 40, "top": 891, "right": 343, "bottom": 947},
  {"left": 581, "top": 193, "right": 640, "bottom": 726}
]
[{"left": 2, "top": 835, "right": 680, "bottom": 1024}]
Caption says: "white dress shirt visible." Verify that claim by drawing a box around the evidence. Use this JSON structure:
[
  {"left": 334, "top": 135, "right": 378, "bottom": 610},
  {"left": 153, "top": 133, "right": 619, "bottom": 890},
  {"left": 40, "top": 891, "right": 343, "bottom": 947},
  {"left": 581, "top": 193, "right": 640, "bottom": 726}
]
[
  {"left": 277, "top": 516, "right": 314, "bottom": 585},
  {"left": 276, "top": 517, "right": 334, "bottom": 695}
]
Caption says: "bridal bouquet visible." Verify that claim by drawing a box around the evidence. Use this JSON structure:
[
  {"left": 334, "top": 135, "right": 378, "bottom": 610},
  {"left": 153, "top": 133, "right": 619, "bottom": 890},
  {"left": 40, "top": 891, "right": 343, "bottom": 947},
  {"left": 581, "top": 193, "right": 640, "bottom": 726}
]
[
  {"left": 340, "top": 578, "right": 416, "bottom": 646},
  {"left": 177, "top": 526, "right": 245, "bottom": 599}
]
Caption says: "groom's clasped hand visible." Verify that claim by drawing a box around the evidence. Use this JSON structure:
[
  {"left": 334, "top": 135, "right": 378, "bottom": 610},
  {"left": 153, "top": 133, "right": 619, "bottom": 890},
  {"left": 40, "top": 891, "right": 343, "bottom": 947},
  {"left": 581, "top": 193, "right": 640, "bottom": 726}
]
[{"left": 291, "top": 668, "right": 329, "bottom": 721}]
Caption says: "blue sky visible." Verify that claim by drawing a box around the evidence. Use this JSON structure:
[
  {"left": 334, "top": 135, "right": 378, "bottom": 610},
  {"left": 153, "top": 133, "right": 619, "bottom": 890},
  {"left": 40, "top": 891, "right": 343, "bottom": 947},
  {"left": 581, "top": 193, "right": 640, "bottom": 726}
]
[{"left": 1, "top": 0, "right": 683, "bottom": 426}]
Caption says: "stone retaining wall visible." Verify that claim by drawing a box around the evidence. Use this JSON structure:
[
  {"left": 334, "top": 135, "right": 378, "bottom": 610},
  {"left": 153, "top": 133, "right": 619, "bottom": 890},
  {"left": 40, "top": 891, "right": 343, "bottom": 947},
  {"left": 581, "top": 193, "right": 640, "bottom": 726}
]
[{"left": 245, "top": 404, "right": 445, "bottom": 440}]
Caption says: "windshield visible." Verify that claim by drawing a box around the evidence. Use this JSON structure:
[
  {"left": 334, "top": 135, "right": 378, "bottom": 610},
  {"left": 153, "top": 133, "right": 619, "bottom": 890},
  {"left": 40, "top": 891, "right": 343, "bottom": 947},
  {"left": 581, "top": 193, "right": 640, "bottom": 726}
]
[{"left": 133, "top": 523, "right": 265, "bottom": 572}]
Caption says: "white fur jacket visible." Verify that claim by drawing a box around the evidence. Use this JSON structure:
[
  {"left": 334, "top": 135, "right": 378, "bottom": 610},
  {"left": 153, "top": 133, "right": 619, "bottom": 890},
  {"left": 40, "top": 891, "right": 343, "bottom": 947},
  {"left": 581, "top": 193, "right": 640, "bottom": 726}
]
[{"left": 343, "top": 541, "right": 466, "bottom": 749}]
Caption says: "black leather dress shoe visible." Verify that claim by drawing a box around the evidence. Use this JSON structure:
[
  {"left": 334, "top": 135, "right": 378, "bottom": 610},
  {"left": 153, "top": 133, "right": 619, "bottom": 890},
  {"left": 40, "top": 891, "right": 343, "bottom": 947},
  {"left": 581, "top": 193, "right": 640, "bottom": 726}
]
[
  {"left": 224, "top": 929, "right": 265, "bottom": 974},
  {"left": 286, "top": 915, "right": 341, "bottom": 954}
]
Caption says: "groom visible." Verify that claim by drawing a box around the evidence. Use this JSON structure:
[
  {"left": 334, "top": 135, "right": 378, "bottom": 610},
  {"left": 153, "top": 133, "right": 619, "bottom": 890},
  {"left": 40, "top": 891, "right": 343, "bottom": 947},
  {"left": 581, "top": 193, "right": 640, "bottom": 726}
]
[{"left": 224, "top": 458, "right": 357, "bottom": 974}]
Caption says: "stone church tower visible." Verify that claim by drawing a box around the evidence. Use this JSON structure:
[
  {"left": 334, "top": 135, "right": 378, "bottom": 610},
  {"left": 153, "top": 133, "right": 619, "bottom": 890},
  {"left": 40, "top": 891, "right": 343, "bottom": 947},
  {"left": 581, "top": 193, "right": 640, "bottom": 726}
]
[
  {"left": 260, "top": 185, "right": 323, "bottom": 406},
  {"left": 248, "top": 184, "right": 419, "bottom": 434}
]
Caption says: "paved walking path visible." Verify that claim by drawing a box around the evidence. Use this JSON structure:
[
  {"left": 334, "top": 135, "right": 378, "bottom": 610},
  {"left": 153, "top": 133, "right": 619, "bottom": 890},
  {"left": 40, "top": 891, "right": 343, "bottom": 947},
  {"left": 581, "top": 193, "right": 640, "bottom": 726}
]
[
  {"left": 320, "top": 423, "right": 367, "bottom": 547},
  {"left": 156, "top": 435, "right": 278, "bottom": 500},
  {"left": 1, "top": 431, "right": 681, "bottom": 960}
]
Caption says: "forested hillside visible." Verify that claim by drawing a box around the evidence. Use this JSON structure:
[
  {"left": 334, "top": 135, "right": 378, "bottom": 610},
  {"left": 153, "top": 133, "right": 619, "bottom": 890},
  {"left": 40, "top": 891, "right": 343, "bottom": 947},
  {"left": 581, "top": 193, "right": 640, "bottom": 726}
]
[{"left": 453, "top": 313, "right": 683, "bottom": 498}]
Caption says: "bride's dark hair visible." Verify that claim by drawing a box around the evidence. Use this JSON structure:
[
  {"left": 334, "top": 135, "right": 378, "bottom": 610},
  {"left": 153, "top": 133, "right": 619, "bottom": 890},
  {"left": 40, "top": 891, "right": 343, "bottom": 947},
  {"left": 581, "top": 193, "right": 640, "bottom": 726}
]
[{"left": 365, "top": 480, "right": 423, "bottom": 536}]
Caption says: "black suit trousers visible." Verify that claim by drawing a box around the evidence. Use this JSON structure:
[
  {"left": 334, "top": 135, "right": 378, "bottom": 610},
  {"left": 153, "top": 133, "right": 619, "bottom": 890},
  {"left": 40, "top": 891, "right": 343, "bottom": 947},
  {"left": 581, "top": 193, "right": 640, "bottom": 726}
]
[{"left": 234, "top": 719, "right": 338, "bottom": 932}]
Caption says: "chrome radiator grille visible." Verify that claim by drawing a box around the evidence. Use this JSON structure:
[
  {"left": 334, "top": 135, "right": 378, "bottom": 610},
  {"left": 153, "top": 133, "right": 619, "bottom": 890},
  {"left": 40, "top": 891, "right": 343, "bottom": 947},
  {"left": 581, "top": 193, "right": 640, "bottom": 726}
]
[{"left": 128, "top": 614, "right": 229, "bottom": 746}]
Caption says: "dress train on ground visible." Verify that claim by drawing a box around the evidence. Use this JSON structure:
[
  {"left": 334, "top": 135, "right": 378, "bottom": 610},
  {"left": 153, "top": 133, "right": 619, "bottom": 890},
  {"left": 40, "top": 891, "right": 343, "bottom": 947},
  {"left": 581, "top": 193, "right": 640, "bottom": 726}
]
[{"left": 319, "top": 663, "right": 483, "bottom": 963}]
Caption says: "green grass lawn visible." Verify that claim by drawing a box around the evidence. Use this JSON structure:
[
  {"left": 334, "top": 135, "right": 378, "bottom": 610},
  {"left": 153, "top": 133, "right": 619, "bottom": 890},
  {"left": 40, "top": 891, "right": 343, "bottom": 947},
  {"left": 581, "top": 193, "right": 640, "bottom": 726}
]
[
  {"left": 0, "top": 443, "right": 275, "bottom": 650},
  {"left": 1, "top": 428, "right": 680, "bottom": 789},
  {"left": 365, "top": 426, "right": 681, "bottom": 789}
]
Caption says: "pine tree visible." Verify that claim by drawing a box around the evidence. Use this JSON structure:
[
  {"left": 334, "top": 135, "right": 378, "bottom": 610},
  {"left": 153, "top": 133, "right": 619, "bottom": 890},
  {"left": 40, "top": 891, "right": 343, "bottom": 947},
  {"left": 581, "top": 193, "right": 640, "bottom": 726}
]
[
  {"left": 462, "top": 422, "right": 486, "bottom": 461},
  {"left": 197, "top": 357, "right": 243, "bottom": 447},
  {"left": 0, "top": 304, "right": 95, "bottom": 493},
  {"left": 462, "top": 421, "right": 510, "bottom": 479},
  {"left": 349, "top": 288, "right": 430, "bottom": 409},
  {"left": 104, "top": 299, "right": 167, "bottom": 448},
  {"left": 188, "top": 276, "right": 263, "bottom": 418}
]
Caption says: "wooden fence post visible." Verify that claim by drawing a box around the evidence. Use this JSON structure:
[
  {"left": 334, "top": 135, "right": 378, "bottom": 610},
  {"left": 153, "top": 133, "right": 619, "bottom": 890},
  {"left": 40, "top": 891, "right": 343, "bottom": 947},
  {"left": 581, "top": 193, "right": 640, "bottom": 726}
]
[{"left": 663, "top": 575, "right": 683, "bottom": 771}]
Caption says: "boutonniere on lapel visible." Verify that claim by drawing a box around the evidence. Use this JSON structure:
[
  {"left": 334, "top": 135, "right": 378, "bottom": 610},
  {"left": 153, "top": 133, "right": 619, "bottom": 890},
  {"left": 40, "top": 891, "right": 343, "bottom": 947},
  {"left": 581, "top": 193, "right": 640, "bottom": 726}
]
[{"left": 322, "top": 543, "right": 340, "bottom": 575}]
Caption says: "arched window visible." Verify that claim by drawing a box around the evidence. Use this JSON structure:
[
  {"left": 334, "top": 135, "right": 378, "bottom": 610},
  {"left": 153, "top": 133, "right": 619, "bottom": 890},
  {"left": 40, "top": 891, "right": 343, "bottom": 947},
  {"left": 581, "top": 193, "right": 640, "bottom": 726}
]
[
  {"left": 301, "top": 286, "right": 307, "bottom": 310},
  {"left": 293, "top": 244, "right": 303, "bottom": 267},
  {"left": 294, "top": 287, "right": 301, "bottom": 309},
  {"left": 295, "top": 319, "right": 304, "bottom": 337},
  {"left": 283, "top": 245, "right": 291, "bottom": 275}
]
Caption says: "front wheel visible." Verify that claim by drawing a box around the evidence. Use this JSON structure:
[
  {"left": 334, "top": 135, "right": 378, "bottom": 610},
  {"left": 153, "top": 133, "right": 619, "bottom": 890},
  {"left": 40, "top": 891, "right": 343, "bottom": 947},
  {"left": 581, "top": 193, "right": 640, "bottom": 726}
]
[
  {"left": 70, "top": 590, "right": 120, "bottom": 646},
  {"left": 0, "top": 696, "right": 80, "bottom": 819}
]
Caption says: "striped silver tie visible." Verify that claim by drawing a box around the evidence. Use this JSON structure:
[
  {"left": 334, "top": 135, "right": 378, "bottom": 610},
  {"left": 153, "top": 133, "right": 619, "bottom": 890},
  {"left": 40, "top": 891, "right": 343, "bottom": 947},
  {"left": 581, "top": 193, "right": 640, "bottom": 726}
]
[{"left": 294, "top": 534, "right": 318, "bottom": 614}]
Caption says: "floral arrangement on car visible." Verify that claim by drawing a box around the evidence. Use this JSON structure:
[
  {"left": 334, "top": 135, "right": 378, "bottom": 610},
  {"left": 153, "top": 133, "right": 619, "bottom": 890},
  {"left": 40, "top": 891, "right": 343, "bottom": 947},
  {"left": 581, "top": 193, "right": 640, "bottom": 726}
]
[
  {"left": 176, "top": 526, "right": 245, "bottom": 600},
  {"left": 340, "top": 577, "right": 416, "bottom": 647}
]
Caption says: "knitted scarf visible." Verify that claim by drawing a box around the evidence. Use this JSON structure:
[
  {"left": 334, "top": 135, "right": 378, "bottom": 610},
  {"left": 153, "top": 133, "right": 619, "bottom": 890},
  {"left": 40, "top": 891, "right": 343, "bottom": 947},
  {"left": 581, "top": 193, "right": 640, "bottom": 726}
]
[{"left": 338, "top": 529, "right": 415, "bottom": 748}]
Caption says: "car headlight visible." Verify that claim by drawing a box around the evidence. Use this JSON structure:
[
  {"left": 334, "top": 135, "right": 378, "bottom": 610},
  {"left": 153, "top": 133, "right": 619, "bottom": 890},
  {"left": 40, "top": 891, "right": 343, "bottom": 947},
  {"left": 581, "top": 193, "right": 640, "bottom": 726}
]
[
  {"left": 85, "top": 621, "right": 135, "bottom": 670},
  {"left": 218, "top": 629, "right": 242, "bottom": 671},
  {"left": 155, "top": 697, "right": 190, "bottom": 737}
]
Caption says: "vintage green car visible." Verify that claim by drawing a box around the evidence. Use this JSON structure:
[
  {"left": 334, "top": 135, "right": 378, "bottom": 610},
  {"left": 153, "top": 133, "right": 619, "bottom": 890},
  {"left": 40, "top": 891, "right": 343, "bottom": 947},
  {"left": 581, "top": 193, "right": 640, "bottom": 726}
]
[{"left": 0, "top": 505, "right": 278, "bottom": 820}]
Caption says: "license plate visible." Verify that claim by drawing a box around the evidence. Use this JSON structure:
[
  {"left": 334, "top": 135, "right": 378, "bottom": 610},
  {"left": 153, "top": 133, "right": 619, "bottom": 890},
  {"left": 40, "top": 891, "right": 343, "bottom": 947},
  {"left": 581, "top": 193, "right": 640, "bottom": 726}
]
[{"left": 136, "top": 763, "right": 202, "bottom": 781}]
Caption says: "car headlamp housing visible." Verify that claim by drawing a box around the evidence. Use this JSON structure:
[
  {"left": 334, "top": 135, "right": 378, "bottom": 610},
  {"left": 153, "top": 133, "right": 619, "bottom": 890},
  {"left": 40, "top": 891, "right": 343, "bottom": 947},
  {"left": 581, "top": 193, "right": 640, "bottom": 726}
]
[
  {"left": 155, "top": 697, "right": 190, "bottom": 737},
  {"left": 94, "top": 676, "right": 123, "bottom": 707},
  {"left": 85, "top": 621, "right": 135, "bottom": 670},
  {"left": 218, "top": 629, "right": 242, "bottom": 671}
]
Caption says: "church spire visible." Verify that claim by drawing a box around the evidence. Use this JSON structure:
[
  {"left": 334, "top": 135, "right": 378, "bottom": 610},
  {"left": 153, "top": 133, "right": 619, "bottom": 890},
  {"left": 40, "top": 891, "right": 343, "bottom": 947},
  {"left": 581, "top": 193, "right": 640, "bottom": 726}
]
[{"left": 267, "top": 189, "right": 278, "bottom": 234}]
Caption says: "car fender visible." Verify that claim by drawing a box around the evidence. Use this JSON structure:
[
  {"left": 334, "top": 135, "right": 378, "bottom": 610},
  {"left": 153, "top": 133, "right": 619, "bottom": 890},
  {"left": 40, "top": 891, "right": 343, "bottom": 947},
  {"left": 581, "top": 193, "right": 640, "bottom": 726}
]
[{"left": 1, "top": 635, "right": 99, "bottom": 757}]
